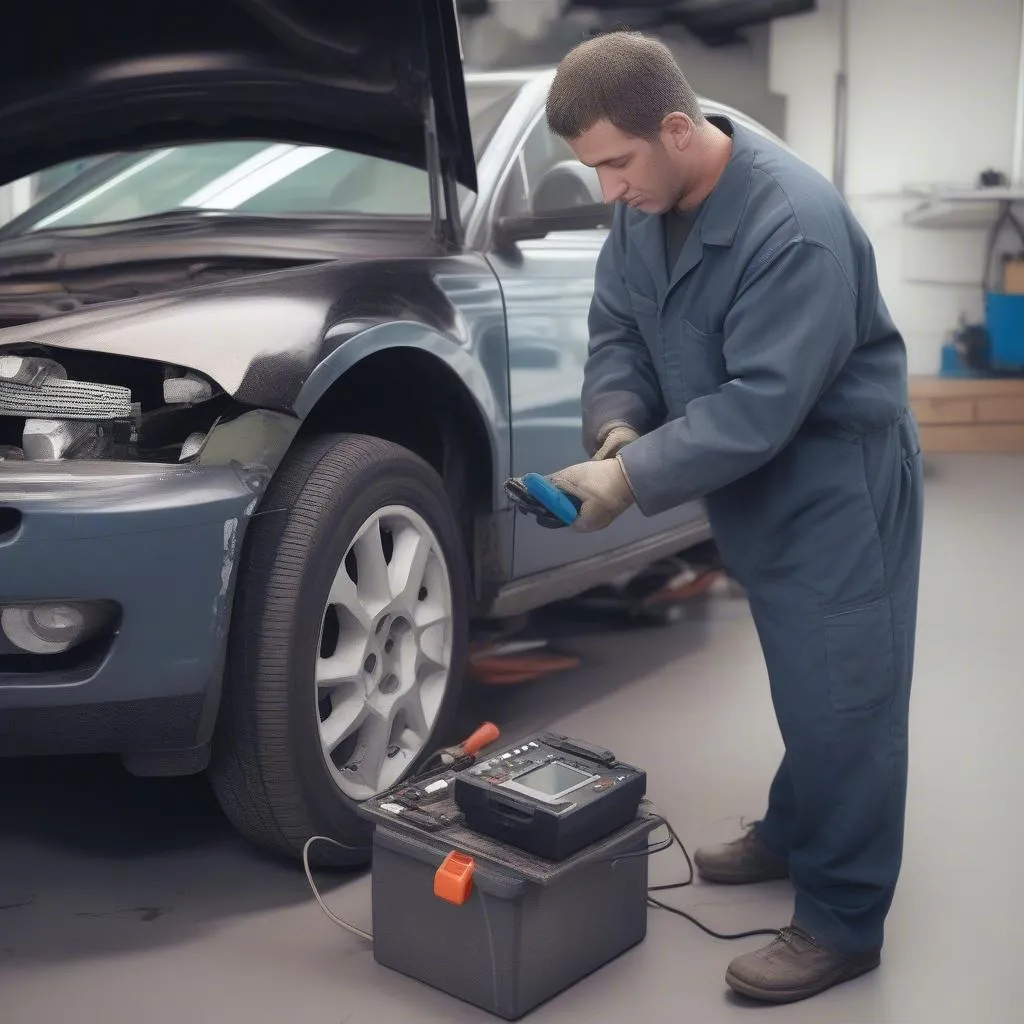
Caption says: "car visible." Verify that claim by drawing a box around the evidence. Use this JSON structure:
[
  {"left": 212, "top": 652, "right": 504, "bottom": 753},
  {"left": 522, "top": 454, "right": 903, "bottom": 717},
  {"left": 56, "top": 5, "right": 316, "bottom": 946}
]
[{"left": 0, "top": 0, "right": 784, "bottom": 865}]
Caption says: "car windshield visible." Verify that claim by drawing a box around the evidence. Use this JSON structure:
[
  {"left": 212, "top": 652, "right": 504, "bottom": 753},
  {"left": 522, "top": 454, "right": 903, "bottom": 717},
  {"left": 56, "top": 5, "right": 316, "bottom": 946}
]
[{"left": 0, "top": 78, "right": 522, "bottom": 236}]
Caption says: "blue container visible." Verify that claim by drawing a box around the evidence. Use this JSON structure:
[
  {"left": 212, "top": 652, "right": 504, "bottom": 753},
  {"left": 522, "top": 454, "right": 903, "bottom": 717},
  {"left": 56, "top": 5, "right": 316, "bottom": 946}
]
[
  {"left": 985, "top": 292, "right": 1024, "bottom": 370},
  {"left": 939, "top": 342, "right": 987, "bottom": 377}
]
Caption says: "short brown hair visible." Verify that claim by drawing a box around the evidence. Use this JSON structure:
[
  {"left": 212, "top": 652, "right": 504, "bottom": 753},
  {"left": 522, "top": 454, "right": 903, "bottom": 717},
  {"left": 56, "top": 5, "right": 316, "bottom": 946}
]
[{"left": 546, "top": 31, "right": 704, "bottom": 142}]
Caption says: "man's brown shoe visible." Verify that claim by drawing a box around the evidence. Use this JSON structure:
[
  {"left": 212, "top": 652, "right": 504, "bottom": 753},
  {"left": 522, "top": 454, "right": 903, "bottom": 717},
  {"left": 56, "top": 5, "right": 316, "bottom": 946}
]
[
  {"left": 693, "top": 821, "right": 789, "bottom": 884},
  {"left": 725, "top": 922, "right": 881, "bottom": 1004}
]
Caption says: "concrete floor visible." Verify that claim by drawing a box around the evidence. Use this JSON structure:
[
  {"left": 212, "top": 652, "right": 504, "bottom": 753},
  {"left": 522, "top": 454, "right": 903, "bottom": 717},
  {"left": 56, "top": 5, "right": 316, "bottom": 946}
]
[{"left": 1, "top": 452, "right": 1022, "bottom": 1024}]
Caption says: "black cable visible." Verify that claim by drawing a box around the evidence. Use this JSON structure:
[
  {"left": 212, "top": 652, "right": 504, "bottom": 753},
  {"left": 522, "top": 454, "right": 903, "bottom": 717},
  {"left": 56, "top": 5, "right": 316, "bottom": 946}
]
[{"left": 617, "top": 811, "right": 781, "bottom": 942}]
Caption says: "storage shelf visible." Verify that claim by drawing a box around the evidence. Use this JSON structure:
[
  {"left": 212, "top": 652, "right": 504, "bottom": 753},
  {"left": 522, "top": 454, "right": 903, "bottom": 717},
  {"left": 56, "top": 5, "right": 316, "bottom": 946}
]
[
  {"left": 910, "top": 374, "right": 1024, "bottom": 451},
  {"left": 902, "top": 184, "right": 1024, "bottom": 229}
]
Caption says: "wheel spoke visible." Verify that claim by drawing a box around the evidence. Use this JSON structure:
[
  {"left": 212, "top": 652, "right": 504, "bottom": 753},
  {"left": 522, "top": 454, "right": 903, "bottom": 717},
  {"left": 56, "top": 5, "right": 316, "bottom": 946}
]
[
  {"left": 416, "top": 618, "right": 451, "bottom": 672},
  {"left": 393, "top": 683, "right": 431, "bottom": 743},
  {"left": 315, "top": 639, "right": 367, "bottom": 690},
  {"left": 353, "top": 522, "right": 392, "bottom": 608},
  {"left": 320, "top": 686, "right": 369, "bottom": 754},
  {"left": 341, "top": 706, "right": 392, "bottom": 793},
  {"left": 389, "top": 526, "right": 432, "bottom": 609},
  {"left": 328, "top": 569, "right": 373, "bottom": 632}
]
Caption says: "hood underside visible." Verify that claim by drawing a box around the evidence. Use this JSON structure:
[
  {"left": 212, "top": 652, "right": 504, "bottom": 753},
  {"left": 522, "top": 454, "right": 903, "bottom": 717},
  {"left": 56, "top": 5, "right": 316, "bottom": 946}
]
[{"left": 0, "top": 0, "right": 476, "bottom": 191}]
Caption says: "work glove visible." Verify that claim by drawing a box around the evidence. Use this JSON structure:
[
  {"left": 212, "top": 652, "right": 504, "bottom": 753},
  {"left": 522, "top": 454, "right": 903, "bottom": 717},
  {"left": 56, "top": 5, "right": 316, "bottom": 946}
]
[
  {"left": 591, "top": 422, "right": 640, "bottom": 460},
  {"left": 549, "top": 456, "right": 636, "bottom": 533}
]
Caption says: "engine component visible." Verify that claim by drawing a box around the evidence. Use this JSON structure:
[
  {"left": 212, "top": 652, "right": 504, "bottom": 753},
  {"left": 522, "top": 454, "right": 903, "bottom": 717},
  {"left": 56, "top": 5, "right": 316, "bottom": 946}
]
[
  {"left": 164, "top": 372, "right": 213, "bottom": 405},
  {"left": 179, "top": 431, "right": 207, "bottom": 460},
  {"left": 0, "top": 355, "right": 132, "bottom": 420},
  {"left": 22, "top": 418, "right": 103, "bottom": 461},
  {"left": 0, "top": 354, "right": 68, "bottom": 386}
]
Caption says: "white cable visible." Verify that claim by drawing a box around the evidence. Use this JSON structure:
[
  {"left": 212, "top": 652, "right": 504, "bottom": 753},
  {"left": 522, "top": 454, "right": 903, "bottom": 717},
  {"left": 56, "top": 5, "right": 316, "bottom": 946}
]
[{"left": 302, "top": 835, "right": 374, "bottom": 943}]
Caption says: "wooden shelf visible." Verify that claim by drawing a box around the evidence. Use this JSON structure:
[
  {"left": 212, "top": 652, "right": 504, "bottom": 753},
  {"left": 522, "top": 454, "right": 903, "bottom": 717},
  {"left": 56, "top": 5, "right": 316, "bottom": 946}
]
[{"left": 909, "top": 375, "right": 1024, "bottom": 451}]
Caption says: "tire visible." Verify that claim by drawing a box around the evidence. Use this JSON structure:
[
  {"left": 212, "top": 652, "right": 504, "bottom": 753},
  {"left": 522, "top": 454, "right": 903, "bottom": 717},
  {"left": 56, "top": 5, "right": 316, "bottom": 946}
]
[{"left": 208, "top": 432, "right": 470, "bottom": 866}]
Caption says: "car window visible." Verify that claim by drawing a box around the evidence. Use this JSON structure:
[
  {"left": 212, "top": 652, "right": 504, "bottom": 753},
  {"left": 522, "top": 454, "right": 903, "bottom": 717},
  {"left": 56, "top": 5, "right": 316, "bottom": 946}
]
[
  {"left": 497, "top": 114, "right": 602, "bottom": 219},
  {"left": 0, "top": 77, "right": 524, "bottom": 234}
]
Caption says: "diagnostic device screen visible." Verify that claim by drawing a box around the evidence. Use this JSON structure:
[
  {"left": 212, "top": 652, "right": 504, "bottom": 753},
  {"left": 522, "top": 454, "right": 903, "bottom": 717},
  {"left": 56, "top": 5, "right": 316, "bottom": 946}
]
[{"left": 514, "top": 760, "right": 590, "bottom": 796}]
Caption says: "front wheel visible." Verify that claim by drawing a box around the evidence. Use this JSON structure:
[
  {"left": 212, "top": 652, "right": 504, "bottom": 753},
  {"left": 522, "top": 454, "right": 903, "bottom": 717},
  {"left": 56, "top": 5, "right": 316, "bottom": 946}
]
[{"left": 209, "top": 433, "right": 469, "bottom": 866}]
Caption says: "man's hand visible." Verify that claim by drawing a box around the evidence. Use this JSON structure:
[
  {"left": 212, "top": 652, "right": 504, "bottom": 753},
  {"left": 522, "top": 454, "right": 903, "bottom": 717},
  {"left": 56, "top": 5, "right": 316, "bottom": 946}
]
[
  {"left": 550, "top": 457, "right": 636, "bottom": 532},
  {"left": 592, "top": 423, "right": 640, "bottom": 460}
]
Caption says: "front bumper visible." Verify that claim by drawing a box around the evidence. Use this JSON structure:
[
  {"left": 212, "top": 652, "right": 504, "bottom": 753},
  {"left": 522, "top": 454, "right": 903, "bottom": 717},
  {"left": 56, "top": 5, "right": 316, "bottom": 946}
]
[{"left": 0, "top": 459, "right": 265, "bottom": 757}]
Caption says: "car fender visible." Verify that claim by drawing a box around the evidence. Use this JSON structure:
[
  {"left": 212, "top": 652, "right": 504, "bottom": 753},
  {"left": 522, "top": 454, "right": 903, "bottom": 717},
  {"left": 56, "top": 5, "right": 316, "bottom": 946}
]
[{"left": 294, "top": 319, "right": 511, "bottom": 500}]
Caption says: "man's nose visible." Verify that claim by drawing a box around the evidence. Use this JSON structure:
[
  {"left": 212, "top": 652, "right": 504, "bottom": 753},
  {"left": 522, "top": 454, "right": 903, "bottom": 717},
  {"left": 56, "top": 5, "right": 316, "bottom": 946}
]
[{"left": 598, "top": 171, "right": 627, "bottom": 203}]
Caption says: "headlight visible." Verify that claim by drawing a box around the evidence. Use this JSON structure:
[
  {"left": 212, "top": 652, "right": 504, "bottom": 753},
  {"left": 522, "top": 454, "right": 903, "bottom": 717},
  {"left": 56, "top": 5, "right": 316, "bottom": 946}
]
[{"left": 0, "top": 600, "right": 118, "bottom": 654}]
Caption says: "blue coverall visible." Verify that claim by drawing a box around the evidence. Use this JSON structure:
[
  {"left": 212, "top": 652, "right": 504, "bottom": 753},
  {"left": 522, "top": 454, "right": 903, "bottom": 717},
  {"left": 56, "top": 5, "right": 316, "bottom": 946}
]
[{"left": 584, "top": 116, "right": 924, "bottom": 955}]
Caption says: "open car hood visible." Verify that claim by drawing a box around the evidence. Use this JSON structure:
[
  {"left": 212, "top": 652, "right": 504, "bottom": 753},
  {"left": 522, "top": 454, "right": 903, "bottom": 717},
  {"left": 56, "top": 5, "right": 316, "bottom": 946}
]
[{"left": 0, "top": 0, "right": 476, "bottom": 191}]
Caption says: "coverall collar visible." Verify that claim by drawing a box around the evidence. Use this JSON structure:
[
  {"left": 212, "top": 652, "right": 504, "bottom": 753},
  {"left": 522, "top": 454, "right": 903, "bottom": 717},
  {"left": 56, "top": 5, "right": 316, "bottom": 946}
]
[{"left": 626, "top": 115, "right": 757, "bottom": 297}]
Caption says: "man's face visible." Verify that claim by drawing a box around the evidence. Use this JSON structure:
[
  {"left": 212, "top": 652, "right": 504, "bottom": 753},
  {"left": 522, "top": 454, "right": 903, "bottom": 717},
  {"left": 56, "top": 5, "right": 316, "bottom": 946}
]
[{"left": 566, "top": 115, "right": 695, "bottom": 215}]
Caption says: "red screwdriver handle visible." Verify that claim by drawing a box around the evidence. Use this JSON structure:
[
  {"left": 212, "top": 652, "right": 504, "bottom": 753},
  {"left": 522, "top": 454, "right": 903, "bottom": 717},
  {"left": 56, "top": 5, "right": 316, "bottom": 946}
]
[{"left": 460, "top": 722, "right": 500, "bottom": 756}]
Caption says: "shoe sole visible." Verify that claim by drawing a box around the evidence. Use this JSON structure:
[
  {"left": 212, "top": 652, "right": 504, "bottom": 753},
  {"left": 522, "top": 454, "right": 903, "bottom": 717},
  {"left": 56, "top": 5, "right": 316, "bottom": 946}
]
[
  {"left": 695, "top": 865, "right": 790, "bottom": 885},
  {"left": 725, "top": 953, "right": 881, "bottom": 1004}
]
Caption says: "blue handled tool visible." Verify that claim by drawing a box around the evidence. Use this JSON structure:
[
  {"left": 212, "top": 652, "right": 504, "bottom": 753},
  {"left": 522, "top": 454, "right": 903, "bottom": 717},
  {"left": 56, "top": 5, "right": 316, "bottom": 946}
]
[{"left": 504, "top": 473, "right": 581, "bottom": 528}]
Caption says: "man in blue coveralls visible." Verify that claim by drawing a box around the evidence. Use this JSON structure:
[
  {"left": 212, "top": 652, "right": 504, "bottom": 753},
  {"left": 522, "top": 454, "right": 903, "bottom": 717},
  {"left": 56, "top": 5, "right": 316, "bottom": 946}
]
[{"left": 543, "top": 31, "right": 924, "bottom": 1004}]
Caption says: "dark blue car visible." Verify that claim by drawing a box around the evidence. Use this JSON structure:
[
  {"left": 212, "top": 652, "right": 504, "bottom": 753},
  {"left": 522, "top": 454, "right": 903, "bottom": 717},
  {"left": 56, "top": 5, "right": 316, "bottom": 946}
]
[{"left": 0, "top": 0, "right": 781, "bottom": 863}]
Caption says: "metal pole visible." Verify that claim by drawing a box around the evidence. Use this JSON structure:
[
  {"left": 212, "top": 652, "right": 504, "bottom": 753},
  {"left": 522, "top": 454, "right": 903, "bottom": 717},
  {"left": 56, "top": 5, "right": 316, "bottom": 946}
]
[
  {"left": 1011, "top": 0, "right": 1024, "bottom": 183},
  {"left": 832, "top": 0, "right": 849, "bottom": 196}
]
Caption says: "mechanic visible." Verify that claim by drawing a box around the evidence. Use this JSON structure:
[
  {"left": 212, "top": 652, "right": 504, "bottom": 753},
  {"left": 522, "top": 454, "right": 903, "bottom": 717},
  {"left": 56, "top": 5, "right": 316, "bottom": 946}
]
[{"left": 542, "top": 31, "right": 924, "bottom": 1005}]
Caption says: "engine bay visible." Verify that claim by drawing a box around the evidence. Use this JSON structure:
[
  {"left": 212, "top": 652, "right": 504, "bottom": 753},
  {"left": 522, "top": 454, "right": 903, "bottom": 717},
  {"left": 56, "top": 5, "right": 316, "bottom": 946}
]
[
  {"left": 0, "top": 258, "right": 303, "bottom": 465},
  {"left": 0, "top": 348, "right": 235, "bottom": 464}
]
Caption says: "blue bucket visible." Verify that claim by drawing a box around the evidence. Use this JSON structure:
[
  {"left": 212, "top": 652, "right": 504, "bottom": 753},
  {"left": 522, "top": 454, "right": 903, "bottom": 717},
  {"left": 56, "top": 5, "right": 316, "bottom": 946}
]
[{"left": 985, "top": 292, "right": 1024, "bottom": 370}]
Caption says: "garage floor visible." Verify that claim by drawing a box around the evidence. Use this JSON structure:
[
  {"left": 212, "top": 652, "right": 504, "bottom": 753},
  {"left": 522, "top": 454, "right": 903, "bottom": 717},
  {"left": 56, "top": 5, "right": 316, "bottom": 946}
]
[{"left": 2, "top": 453, "right": 1021, "bottom": 1024}]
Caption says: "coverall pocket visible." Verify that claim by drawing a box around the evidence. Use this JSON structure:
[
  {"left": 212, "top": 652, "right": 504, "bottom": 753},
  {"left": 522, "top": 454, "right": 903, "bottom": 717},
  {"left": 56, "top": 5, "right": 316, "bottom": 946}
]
[
  {"left": 661, "top": 319, "right": 726, "bottom": 414},
  {"left": 823, "top": 595, "right": 895, "bottom": 713}
]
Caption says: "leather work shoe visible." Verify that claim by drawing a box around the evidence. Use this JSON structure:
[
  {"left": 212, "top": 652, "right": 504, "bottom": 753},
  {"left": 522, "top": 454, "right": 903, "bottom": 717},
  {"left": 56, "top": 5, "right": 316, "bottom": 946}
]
[
  {"left": 725, "top": 922, "right": 881, "bottom": 1004},
  {"left": 693, "top": 821, "right": 789, "bottom": 884}
]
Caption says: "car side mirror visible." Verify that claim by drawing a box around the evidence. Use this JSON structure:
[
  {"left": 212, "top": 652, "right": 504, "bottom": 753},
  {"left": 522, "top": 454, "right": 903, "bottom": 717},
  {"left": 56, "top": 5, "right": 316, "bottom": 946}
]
[{"left": 494, "top": 202, "right": 612, "bottom": 246}]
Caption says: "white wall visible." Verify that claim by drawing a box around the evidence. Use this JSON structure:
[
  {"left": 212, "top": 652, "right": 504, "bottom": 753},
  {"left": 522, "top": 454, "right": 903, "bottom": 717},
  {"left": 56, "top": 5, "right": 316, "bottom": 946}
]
[
  {"left": 770, "top": 0, "right": 1024, "bottom": 374},
  {"left": 460, "top": 4, "right": 787, "bottom": 135}
]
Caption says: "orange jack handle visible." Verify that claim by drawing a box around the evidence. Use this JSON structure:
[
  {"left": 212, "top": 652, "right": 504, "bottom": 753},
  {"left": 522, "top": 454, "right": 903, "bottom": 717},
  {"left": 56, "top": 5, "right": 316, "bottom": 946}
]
[{"left": 460, "top": 721, "right": 500, "bottom": 756}]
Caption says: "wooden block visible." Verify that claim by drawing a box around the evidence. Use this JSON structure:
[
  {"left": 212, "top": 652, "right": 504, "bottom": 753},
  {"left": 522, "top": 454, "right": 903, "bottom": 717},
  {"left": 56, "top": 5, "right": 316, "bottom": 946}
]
[
  {"left": 919, "top": 423, "right": 1024, "bottom": 452},
  {"left": 912, "top": 397, "right": 976, "bottom": 424},
  {"left": 909, "top": 374, "right": 1024, "bottom": 399},
  {"left": 976, "top": 395, "right": 1024, "bottom": 423}
]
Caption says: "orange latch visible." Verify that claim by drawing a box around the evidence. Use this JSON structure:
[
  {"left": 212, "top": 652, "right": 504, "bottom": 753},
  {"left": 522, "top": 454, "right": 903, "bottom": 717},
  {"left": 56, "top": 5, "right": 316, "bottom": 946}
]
[{"left": 434, "top": 850, "right": 476, "bottom": 905}]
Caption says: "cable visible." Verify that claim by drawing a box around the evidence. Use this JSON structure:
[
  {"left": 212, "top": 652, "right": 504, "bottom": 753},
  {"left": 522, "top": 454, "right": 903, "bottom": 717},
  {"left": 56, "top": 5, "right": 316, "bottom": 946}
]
[
  {"left": 303, "top": 813, "right": 779, "bottom": 946},
  {"left": 618, "top": 810, "right": 781, "bottom": 942},
  {"left": 302, "top": 835, "right": 373, "bottom": 943}
]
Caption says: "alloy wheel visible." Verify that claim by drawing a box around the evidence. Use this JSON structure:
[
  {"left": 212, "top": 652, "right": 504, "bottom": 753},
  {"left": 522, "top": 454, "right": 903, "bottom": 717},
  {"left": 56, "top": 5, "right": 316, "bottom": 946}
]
[{"left": 315, "top": 504, "right": 453, "bottom": 800}]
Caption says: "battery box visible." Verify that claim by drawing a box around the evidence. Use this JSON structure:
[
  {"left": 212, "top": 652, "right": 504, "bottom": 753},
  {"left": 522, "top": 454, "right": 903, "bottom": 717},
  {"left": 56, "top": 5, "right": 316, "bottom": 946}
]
[{"left": 359, "top": 776, "right": 659, "bottom": 1020}]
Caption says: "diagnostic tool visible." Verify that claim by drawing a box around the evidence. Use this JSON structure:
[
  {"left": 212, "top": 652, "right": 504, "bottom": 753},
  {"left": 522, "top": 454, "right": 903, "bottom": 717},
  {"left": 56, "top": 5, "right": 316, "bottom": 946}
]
[
  {"left": 504, "top": 473, "right": 580, "bottom": 528},
  {"left": 452, "top": 731, "right": 646, "bottom": 860}
]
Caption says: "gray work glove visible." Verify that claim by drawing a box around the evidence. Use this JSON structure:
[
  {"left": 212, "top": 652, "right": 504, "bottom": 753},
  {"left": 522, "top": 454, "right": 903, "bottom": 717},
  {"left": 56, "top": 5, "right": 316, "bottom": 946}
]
[
  {"left": 592, "top": 423, "right": 640, "bottom": 460},
  {"left": 549, "top": 456, "right": 636, "bottom": 532}
]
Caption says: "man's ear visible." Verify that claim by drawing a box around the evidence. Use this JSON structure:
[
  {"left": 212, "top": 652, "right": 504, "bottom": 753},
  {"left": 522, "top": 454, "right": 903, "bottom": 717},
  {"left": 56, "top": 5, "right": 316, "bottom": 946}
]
[{"left": 660, "top": 112, "right": 696, "bottom": 152}]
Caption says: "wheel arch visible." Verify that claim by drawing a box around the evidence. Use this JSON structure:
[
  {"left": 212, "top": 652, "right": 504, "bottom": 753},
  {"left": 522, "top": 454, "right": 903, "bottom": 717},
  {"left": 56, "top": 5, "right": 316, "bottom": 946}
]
[{"left": 291, "top": 325, "right": 512, "bottom": 606}]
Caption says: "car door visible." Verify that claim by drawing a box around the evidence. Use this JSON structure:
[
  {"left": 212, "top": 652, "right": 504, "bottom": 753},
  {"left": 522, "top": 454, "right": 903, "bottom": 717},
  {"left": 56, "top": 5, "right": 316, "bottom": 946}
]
[{"left": 485, "top": 112, "right": 706, "bottom": 579}]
